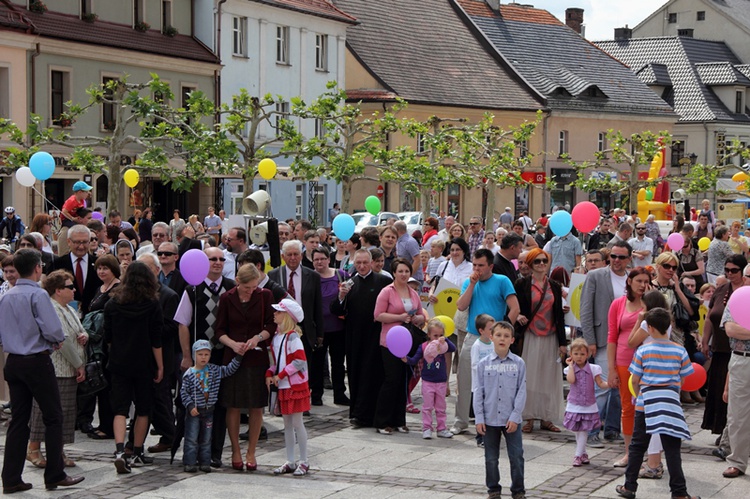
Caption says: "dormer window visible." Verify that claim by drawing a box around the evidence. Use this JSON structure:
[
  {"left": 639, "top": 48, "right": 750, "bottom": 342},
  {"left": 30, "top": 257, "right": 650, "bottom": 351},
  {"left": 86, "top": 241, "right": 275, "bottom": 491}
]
[
  {"left": 553, "top": 87, "right": 571, "bottom": 97},
  {"left": 736, "top": 90, "right": 745, "bottom": 114}
]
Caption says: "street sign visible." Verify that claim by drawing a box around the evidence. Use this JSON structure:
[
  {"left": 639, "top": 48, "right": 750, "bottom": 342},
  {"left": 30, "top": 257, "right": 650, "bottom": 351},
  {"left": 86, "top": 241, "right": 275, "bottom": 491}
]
[
  {"left": 376, "top": 185, "right": 384, "bottom": 197},
  {"left": 520, "top": 172, "right": 546, "bottom": 184}
]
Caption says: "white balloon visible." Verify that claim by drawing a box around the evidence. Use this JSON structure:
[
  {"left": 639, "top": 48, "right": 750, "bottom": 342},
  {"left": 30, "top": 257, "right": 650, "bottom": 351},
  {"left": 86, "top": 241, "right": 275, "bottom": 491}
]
[{"left": 15, "top": 166, "right": 36, "bottom": 187}]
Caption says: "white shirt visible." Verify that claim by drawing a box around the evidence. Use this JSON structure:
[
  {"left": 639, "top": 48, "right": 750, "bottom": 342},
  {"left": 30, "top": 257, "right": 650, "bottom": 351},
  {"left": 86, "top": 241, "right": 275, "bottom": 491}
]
[
  {"left": 436, "top": 259, "right": 473, "bottom": 288},
  {"left": 286, "top": 266, "right": 303, "bottom": 307},
  {"left": 610, "top": 268, "right": 627, "bottom": 299},
  {"left": 628, "top": 236, "right": 654, "bottom": 268},
  {"left": 69, "top": 252, "right": 88, "bottom": 284}
]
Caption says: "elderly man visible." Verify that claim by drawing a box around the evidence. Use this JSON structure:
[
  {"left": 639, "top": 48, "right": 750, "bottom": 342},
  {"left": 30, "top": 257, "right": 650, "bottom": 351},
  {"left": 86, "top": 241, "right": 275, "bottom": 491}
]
[
  {"left": 150, "top": 222, "right": 169, "bottom": 252},
  {"left": 438, "top": 216, "right": 455, "bottom": 242},
  {"left": 277, "top": 222, "right": 292, "bottom": 245},
  {"left": 467, "top": 216, "right": 486, "bottom": 255},
  {"left": 52, "top": 224, "right": 102, "bottom": 316},
  {"left": 499, "top": 207, "right": 513, "bottom": 226},
  {"left": 394, "top": 221, "right": 423, "bottom": 282},
  {"left": 156, "top": 242, "right": 179, "bottom": 287}
]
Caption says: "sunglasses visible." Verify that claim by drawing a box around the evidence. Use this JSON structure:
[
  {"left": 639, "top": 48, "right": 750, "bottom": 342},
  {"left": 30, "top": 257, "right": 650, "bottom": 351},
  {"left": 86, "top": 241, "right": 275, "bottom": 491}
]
[
  {"left": 62, "top": 284, "right": 76, "bottom": 290},
  {"left": 157, "top": 251, "right": 176, "bottom": 257},
  {"left": 90, "top": 237, "right": 98, "bottom": 242},
  {"left": 725, "top": 267, "right": 741, "bottom": 274},
  {"left": 533, "top": 258, "right": 548, "bottom": 265},
  {"left": 208, "top": 257, "right": 226, "bottom": 262},
  {"left": 610, "top": 254, "right": 629, "bottom": 260},
  {"left": 661, "top": 263, "right": 678, "bottom": 271}
]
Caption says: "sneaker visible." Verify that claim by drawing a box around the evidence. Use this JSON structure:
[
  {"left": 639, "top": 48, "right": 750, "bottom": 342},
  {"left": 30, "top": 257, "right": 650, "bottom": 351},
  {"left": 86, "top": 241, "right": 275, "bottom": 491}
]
[
  {"left": 639, "top": 463, "right": 664, "bottom": 479},
  {"left": 422, "top": 429, "right": 432, "bottom": 439},
  {"left": 199, "top": 465, "right": 211, "bottom": 473},
  {"left": 293, "top": 462, "right": 309, "bottom": 476},
  {"left": 273, "top": 462, "right": 296, "bottom": 475},
  {"left": 114, "top": 453, "right": 131, "bottom": 474},
  {"left": 712, "top": 448, "right": 728, "bottom": 461},
  {"left": 131, "top": 453, "right": 153, "bottom": 466},
  {"left": 581, "top": 453, "right": 590, "bottom": 465},
  {"left": 587, "top": 434, "right": 605, "bottom": 448},
  {"left": 511, "top": 493, "right": 526, "bottom": 499},
  {"left": 184, "top": 465, "right": 197, "bottom": 473},
  {"left": 477, "top": 439, "right": 485, "bottom": 448},
  {"left": 437, "top": 430, "right": 453, "bottom": 438},
  {"left": 573, "top": 455, "right": 583, "bottom": 467},
  {"left": 377, "top": 427, "right": 393, "bottom": 435},
  {"left": 488, "top": 492, "right": 502, "bottom": 499},
  {"left": 396, "top": 426, "right": 409, "bottom": 433},
  {"left": 450, "top": 426, "right": 466, "bottom": 435}
]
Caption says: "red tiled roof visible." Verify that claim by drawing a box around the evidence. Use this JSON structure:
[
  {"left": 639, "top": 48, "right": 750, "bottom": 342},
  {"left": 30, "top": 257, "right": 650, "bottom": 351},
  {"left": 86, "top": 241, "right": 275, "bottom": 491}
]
[
  {"left": 251, "top": 0, "right": 357, "bottom": 24},
  {"left": 5, "top": 1, "right": 219, "bottom": 64},
  {"left": 0, "top": 1, "right": 33, "bottom": 32},
  {"left": 345, "top": 89, "right": 398, "bottom": 101},
  {"left": 458, "top": 0, "right": 561, "bottom": 25}
]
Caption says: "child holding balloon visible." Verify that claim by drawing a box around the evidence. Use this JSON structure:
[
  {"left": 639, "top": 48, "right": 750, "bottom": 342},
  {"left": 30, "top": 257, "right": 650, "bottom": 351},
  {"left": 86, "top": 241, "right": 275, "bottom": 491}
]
[
  {"left": 404, "top": 318, "right": 456, "bottom": 439},
  {"left": 563, "top": 338, "right": 609, "bottom": 467}
]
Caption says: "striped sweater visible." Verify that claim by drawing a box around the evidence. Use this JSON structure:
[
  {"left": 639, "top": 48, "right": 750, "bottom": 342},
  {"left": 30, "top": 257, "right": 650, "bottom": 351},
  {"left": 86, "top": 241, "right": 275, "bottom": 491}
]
[{"left": 181, "top": 355, "right": 242, "bottom": 411}]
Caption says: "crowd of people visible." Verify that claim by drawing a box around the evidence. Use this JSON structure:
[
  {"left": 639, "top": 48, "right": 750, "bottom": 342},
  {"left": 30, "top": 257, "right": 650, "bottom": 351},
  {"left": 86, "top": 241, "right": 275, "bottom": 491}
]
[{"left": 2, "top": 187, "right": 750, "bottom": 499}]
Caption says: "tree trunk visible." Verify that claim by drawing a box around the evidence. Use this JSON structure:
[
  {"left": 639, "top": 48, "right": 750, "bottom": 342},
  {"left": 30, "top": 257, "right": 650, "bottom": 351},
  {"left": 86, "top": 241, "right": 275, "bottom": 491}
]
[
  {"left": 485, "top": 181, "right": 496, "bottom": 229},
  {"left": 341, "top": 178, "right": 352, "bottom": 213},
  {"left": 420, "top": 186, "right": 431, "bottom": 222},
  {"left": 629, "top": 161, "right": 639, "bottom": 215},
  {"left": 108, "top": 160, "right": 121, "bottom": 214}
]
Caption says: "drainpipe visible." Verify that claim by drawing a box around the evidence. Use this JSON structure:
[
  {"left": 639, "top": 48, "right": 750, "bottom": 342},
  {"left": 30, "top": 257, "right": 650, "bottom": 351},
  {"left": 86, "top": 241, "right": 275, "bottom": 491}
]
[
  {"left": 703, "top": 121, "right": 710, "bottom": 201},
  {"left": 215, "top": 0, "right": 227, "bottom": 117},
  {"left": 30, "top": 43, "right": 40, "bottom": 114},
  {"left": 542, "top": 111, "right": 550, "bottom": 213}
]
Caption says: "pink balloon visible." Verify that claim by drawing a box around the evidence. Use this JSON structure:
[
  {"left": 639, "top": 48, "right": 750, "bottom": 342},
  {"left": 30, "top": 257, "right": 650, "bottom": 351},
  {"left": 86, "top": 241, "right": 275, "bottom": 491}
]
[
  {"left": 180, "top": 249, "right": 210, "bottom": 286},
  {"left": 571, "top": 201, "right": 600, "bottom": 233},
  {"left": 386, "top": 325, "right": 412, "bottom": 358},
  {"left": 727, "top": 286, "right": 750, "bottom": 330},
  {"left": 511, "top": 259, "right": 519, "bottom": 270},
  {"left": 666, "top": 232, "right": 685, "bottom": 252}
]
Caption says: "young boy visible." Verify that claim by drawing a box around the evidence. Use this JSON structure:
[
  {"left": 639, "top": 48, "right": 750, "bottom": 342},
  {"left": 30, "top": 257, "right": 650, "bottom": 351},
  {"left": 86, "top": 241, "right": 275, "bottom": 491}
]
[
  {"left": 474, "top": 321, "right": 527, "bottom": 499},
  {"left": 615, "top": 308, "right": 697, "bottom": 499},
  {"left": 181, "top": 340, "right": 244, "bottom": 473},
  {"left": 471, "top": 314, "right": 496, "bottom": 447}
]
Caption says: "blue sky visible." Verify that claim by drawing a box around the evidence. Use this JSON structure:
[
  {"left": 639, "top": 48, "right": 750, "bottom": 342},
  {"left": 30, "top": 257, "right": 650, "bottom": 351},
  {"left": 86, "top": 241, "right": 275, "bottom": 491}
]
[{"left": 521, "top": 0, "right": 669, "bottom": 40}]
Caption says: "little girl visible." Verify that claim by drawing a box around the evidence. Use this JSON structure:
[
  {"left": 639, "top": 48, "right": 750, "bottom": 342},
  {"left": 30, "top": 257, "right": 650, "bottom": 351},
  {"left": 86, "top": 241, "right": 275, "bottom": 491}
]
[
  {"left": 405, "top": 318, "right": 456, "bottom": 439},
  {"left": 266, "top": 299, "right": 311, "bottom": 476},
  {"left": 563, "top": 338, "right": 609, "bottom": 467}
]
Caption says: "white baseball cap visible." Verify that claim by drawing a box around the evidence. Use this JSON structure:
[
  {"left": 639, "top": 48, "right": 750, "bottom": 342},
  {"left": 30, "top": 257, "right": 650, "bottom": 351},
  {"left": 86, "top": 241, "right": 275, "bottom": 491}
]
[{"left": 272, "top": 298, "right": 304, "bottom": 323}]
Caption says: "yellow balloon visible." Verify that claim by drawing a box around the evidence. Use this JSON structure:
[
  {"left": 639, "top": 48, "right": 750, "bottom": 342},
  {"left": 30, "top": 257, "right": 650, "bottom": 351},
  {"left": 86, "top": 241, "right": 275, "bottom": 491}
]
[
  {"left": 698, "top": 237, "right": 710, "bottom": 252},
  {"left": 732, "top": 171, "right": 749, "bottom": 182},
  {"left": 123, "top": 168, "right": 139, "bottom": 188},
  {"left": 628, "top": 374, "right": 637, "bottom": 398},
  {"left": 434, "top": 315, "right": 455, "bottom": 337},
  {"left": 258, "top": 158, "right": 277, "bottom": 180}
]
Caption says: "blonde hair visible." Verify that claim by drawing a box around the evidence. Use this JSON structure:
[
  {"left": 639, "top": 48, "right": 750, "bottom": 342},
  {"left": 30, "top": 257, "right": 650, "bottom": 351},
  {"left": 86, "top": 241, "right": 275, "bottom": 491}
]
[
  {"left": 655, "top": 251, "right": 678, "bottom": 267},
  {"left": 236, "top": 263, "right": 260, "bottom": 284},
  {"left": 276, "top": 311, "right": 302, "bottom": 337},
  {"left": 427, "top": 318, "right": 445, "bottom": 336},
  {"left": 569, "top": 337, "right": 588, "bottom": 354}
]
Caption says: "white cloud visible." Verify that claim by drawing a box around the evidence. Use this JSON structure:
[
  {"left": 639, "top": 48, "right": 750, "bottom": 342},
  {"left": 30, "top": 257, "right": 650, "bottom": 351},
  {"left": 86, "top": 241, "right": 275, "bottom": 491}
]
[{"left": 518, "top": 0, "right": 670, "bottom": 40}]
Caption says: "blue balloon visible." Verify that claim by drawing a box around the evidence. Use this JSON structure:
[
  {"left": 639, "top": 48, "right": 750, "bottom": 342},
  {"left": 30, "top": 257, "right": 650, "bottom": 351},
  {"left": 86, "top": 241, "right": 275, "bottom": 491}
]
[
  {"left": 29, "top": 151, "right": 55, "bottom": 181},
  {"left": 549, "top": 210, "right": 573, "bottom": 236},
  {"left": 332, "top": 214, "right": 355, "bottom": 241}
]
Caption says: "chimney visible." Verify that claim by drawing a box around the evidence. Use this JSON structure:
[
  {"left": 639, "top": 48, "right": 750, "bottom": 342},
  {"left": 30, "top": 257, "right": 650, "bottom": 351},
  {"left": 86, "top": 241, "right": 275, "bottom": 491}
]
[
  {"left": 566, "top": 7, "right": 584, "bottom": 34},
  {"left": 614, "top": 25, "right": 632, "bottom": 40},
  {"left": 486, "top": 0, "right": 500, "bottom": 11}
]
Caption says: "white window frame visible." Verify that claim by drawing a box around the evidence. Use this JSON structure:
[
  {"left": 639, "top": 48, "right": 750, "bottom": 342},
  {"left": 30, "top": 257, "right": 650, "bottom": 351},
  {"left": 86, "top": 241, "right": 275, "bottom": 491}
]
[
  {"left": 49, "top": 67, "right": 72, "bottom": 127},
  {"left": 314, "top": 118, "right": 325, "bottom": 139},
  {"left": 558, "top": 130, "right": 569, "bottom": 156},
  {"left": 132, "top": 0, "right": 145, "bottom": 26},
  {"left": 161, "top": 0, "right": 172, "bottom": 32},
  {"left": 597, "top": 132, "right": 607, "bottom": 152},
  {"left": 276, "top": 25, "right": 290, "bottom": 64},
  {"left": 275, "top": 101, "right": 290, "bottom": 137},
  {"left": 518, "top": 139, "right": 529, "bottom": 158},
  {"left": 232, "top": 16, "right": 247, "bottom": 57},
  {"left": 0, "top": 65, "right": 10, "bottom": 120},
  {"left": 295, "top": 184, "right": 304, "bottom": 218},
  {"left": 315, "top": 33, "right": 328, "bottom": 71},
  {"left": 417, "top": 133, "right": 426, "bottom": 154},
  {"left": 313, "top": 184, "right": 326, "bottom": 227},
  {"left": 100, "top": 72, "right": 121, "bottom": 132}
]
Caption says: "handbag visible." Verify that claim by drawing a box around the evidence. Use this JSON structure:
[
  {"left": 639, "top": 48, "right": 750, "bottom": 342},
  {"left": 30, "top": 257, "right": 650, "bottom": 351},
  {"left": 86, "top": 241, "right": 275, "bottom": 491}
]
[
  {"left": 78, "top": 360, "right": 108, "bottom": 396},
  {"left": 267, "top": 333, "right": 288, "bottom": 417}
]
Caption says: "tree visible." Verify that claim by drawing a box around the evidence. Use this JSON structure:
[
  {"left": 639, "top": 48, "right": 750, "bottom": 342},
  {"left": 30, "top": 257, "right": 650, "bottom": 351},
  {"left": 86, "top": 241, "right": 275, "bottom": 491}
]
[{"left": 1, "top": 75, "right": 228, "bottom": 210}]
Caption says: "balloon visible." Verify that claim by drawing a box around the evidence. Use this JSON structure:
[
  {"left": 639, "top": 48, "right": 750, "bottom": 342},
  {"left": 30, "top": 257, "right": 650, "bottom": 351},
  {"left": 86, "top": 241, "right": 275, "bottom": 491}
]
[
  {"left": 258, "top": 158, "right": 277, "bottom": 180},
  {"left": 666, "top": 232, "right": 685, "bottom": 251},
  {"left": 15, "top": 166, "right": 36, "bottom": 187},
  {"left": 332, "top": 214, "right": 355, "bottom": 241},
  {"left": 571, "top": 201, "right": 600, "bottom": 233},
  {"left": 682, "top": 363, "right": 707, "bottom": 392},
  {"left": 727, "top": 286, "right": 750, "bottom": 330},
  {"left": 91, "top": 212, "right": 104, "bottom": 221},
  {"left": 434, "top": 315, "right": 455, "bottom": 337},
  {"left": 364, "top": 195, "right": 381, "bottom": 216},
  {"left": 29, "top": 151, "right": 55, "bottom": 180},
  {"left": 180, "top": 249, "right": 210, "bottom": 286},
  {"left": 549, "top": 210, "right": 573, "bottom": 236},
  {"left": 628, "top": 374, "right": 637, "bottom": 398},
  {"left": 698, "top": 237, "right": 710, "bottom": 252},
  {"left": 732, "top": 171, "right": 749, "bottom": 182},
  {"left": 511, "top": 259, "right": 518, "bottom": 270},
  {"left": 386, "top": 326, "right": 412, "bottom": 358},
  {"left": 645, "top": 189, "right": 654, "bottom": 201},
  {"left": 123, "top": 168, "right": 140, "bottom": 188}
]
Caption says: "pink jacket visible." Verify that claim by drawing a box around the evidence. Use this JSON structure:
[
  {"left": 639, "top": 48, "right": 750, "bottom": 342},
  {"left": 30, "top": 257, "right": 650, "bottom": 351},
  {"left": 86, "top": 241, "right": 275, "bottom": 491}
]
[{"left": 373, "top": 284, "right": 425, "bottom": 347}]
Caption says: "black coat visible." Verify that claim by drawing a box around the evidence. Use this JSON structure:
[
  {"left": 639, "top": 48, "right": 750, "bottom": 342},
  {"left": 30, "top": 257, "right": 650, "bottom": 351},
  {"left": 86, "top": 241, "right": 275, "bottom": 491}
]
[
  {"left": 52, "top": 253, "right": 102, "bottom": 315},
  {"left": 157, "top": 283, "right": 179, "bottom": 377},
  {"left": 513, "top": 276, "right": 566, "bottom": 348},
  {"left": 268, "top": 265, "right": 324, "bottom": 348}
]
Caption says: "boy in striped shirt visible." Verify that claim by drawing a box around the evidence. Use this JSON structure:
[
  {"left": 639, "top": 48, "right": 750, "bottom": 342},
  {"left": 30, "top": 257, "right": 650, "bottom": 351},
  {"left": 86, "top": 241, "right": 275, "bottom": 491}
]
[{"left": 616, "top": 308, "right": 698, "bottom": 499}]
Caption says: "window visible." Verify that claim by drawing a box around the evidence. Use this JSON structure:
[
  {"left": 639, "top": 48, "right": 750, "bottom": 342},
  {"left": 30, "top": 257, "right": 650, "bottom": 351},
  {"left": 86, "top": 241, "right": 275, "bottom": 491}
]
[
  {"left": 50, "top": 70, "right": 70, "bottom": 126},
  {"left": 315, "top": 34, "right": 328, "bottom": 71},
  {"left": 417, "top": 133, "right": 426, "bottom": 153},
  {"left": 677, "top": 29, "right": 694, "bottom": 37},
  {"left": 313, "top": 184, "right": 326, "bottom": 227},
  {"left": 181, "top": 85, "right": 196, "bottom": 125},
  {"left": 152, "top": 88, "right": 169, "bottom": 125},
  {"left": 276, "top": 26, "right": 289, "bottom": 64},
  {"left": 518, "top": 139, "right": 529, "bottom": 159},
  {"left": 736, "top": 90, "right": 744, "bottom": 114},
  {"left": 80, "top": 0, "right": 92, "bottom": 16},
  {"left": 275, "top": 101, "right": 289, "bottom": 137},
  {"left": 101, "top": 76, "right": 118, "bottom": 131},
  {"left": 597, "top": 132, "right": 607, "bottom": 152},
  {"left": 697, "top": 11, "right": 705, "bottom": 21},
  {"left": 295, "top": 184, "right": 303, "bottom": 217},
  {"left": 314, "top": 118, "right": 325, "bottom": 139},
  {"left": 133, "top": 0, "right": 145, "bottom": 25},
  {"left": 0, "top": 67, "right": 9, "bottom": 119},
  {"left": 558, "top": 130, "right": 568, "bottom": 156},
  {"left": 232, "top": 16, "right": 247, "bottom": 57},
  {"left": 671, "top": 140, "right": 685, "bottom": 167},
  {"left": 161, "top": 0, "right": 172, "bottom": 32},
  {"left": 668, "top": 12, "right": 677, "bottom": 23}
]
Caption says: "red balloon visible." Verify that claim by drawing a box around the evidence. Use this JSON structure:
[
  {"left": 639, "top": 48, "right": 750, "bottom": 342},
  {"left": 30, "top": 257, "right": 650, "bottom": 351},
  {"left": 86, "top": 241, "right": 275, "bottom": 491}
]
[
  {"left": 682, "top": 363, "right": 706, "bottom": 392},
  {"left": 571, "top": 201, "right": 600, "bottom": 233}
]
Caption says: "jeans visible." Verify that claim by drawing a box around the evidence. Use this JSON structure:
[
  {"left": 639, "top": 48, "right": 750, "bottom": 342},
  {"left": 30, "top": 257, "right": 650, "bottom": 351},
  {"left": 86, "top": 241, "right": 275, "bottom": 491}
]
[
  {"left": 589, "top": 347, "right": 621, "bottom": 437},
  {"left": 183, "top": 408, "right": 213, "bottom": 466},
  {"left": 484, "top": 425, "right": 524, "bottom": 496}
]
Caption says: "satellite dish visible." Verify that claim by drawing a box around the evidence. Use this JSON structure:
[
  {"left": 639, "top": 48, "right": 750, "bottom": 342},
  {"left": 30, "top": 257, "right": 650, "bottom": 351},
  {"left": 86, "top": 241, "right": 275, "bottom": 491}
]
[{"left": 249, "top": 222, "right": 268, "bottom": 246}]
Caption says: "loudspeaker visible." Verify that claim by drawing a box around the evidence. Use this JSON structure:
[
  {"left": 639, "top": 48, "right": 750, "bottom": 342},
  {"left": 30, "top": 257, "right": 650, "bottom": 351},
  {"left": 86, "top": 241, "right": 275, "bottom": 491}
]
[
  {"left": 243, "top": 190, "right": 271, "bottom": 215},
  {"left": 249, "top": 222, "right": 268, "bottom": 246},
  {"left": 267, "top": 218, "right": 281, "bottom": 268}
]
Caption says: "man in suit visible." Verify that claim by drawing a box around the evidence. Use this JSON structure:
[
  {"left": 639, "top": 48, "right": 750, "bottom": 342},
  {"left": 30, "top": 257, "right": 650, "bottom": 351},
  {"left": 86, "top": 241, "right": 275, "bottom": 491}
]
[
  {"left": 52, "top": 224, "right": 102, "bottom": 316},
  {"left": 268, "top": 240, "right": 325, "bottom": 405},
  {"left": 493, "top": 233, "right": 523, "bottom": 282},
  {"left": 580, "top": 240, "right": 632, "bottom": 448}
]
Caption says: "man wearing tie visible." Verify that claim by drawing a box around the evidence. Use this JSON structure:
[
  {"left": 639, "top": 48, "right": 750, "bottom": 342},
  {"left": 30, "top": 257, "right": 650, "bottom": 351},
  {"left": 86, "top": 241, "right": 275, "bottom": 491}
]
[
  {"left": 52, "top": 225, "right": 102, "bottom": 316},
  {"left": 268, "top": 240, "right": 324, "bottom": 405}
]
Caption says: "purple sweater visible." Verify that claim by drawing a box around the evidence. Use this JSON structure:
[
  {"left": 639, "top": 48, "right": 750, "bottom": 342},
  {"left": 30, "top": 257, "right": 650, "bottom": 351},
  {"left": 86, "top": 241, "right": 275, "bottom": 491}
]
[{"left": 407, "top": 339, "right": 456, "bottom": 383}]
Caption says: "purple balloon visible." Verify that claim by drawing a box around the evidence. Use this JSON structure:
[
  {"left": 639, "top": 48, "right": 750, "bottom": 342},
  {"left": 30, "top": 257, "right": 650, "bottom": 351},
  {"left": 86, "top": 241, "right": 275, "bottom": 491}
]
[
  {"left": 180, "top": 249, "right": 210, "bottom": 286},
  {"left": 91, "top": 212, "right": 104, "bottom": 221},
  {"left": 386, "top": 325, "right": 412, "bottom": 358},
  {"left": 666, "top": 232, "right": 685, "bottom": 252}
]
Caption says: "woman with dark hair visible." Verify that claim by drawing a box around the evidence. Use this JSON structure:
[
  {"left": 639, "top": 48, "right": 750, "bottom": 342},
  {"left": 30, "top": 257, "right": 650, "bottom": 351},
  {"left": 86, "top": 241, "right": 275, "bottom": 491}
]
[
  {"left": 677, "top": 228, "right": 704, "bottom": 290},
  {"left": 701, "top": 253, "right": 748, "bottom": 438},
  {"left": 104, "top": 261, "right": 163, "bottom": 473},
  {"left": 373, "top": 257, "right": 426, "bottom": 434},
  {"left": 514, "top": 249, "right": 566, "bottom": 434},
  {"left": 105, "top": 224, "right": 121, "bottom": 247},
  {"left": 138, "top": 208, "right": 154, "bottom": 244},
  {"left": 119, "top": 228, "right": 140, "bottom": 252},
  {"left": 340, "top": 233, "right": 361, "bottom": 274},
  {"left": 169, "top": 210, "right": 184, "bottom": 243},
  {"left": 114, "top": 240, "right": 135, "bottom": 276},
  {"left": 379, "top": 226, "right": 398, "bottom": 275},
  {"left": 606, "top": 267, "right": 650, "bottom": 467},
  {"left": 421, "top": 217, "right": 440, "bottom": 250}
]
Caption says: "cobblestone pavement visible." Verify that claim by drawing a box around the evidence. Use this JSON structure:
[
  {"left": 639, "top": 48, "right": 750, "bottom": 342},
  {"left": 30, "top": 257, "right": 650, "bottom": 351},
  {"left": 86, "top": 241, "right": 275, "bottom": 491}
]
[{"left": 0, "top": 395, "right": 742, "bottom": 498}]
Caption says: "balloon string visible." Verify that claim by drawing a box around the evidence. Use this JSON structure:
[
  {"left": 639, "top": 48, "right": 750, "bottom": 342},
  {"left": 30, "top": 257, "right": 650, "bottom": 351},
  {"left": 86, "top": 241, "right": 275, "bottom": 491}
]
[{"left": 32, "top": 186, "right": 63, "bottom": 213}]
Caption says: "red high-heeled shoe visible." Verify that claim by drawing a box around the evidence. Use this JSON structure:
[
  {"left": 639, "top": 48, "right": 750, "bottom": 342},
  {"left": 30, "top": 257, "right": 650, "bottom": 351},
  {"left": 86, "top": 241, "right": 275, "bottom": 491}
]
[
  {"left": 231, "top": 461, "right": 244, "bottom": 471},
  {"left": 246, "top": 461, "right": 257, "bottom": 471}
]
